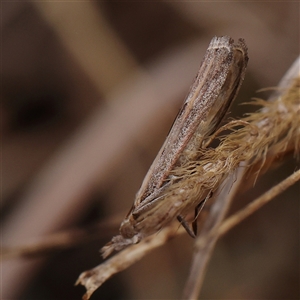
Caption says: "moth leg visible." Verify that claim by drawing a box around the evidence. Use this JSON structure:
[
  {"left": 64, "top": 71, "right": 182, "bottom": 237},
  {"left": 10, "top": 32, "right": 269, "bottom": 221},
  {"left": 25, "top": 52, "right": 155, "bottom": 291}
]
[
  {"left": 191, "top": 201, "right": 204, "bottom": 236},
  {"left": 177, "top": 191, "right": 213, "bottom": 238},
  {"left": 177, "top": 215, "right": 196, "bottom": 238},
  {"left": 192, "top": 191, "right": 214, "bottom": 236}
]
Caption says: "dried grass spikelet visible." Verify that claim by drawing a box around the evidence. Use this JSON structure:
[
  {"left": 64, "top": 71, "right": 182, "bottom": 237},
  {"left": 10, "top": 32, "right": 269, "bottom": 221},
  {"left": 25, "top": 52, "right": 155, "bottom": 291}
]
[{"left": 167, "top": 76, "right": 300, "bottom": 206}]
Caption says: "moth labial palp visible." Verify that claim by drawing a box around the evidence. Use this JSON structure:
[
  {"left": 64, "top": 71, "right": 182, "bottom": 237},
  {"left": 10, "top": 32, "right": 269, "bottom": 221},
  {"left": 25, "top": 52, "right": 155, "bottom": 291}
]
[{"left": 101, "top": 36, "right": 249, "bottom": 258}]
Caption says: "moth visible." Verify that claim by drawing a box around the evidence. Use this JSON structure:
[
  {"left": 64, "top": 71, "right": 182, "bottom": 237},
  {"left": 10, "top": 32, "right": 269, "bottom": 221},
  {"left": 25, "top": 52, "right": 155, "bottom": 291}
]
[{"left": 102, "top": 36, "right": 248, "bottom": 258}]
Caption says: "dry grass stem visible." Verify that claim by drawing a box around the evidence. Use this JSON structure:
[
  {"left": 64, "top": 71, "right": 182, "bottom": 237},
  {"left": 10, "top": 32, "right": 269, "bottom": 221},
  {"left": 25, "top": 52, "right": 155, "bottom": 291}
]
[
  {"left": 75, "top": 223, "right": 184, "bottom": 300},
  {"left": 214, "top": 169, "right": 300, "bottom": 239},
  {"left": 34, "top": 2, "right": 138, "bottom": 95},
  {"left": 182, "top": 168, "right": 245, "bottom": 299},
  {"left": 1, "top": 216, "right": 122, "bottom": 260}
]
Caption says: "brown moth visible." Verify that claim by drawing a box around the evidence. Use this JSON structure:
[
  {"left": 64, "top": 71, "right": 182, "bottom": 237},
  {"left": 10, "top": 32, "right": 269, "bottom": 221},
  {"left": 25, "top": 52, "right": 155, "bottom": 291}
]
[{"left": 102, "top": 36, "right": 248, "bottom": 258}]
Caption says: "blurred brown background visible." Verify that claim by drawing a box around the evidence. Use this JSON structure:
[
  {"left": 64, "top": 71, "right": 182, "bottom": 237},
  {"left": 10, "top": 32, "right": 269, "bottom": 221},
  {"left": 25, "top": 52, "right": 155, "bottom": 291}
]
[{"left": 1, "top": 2, "right": 299, "bottom": 299}]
